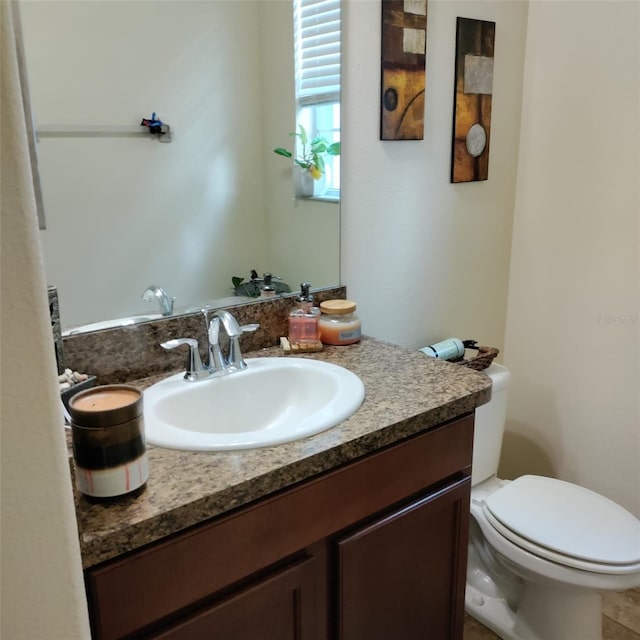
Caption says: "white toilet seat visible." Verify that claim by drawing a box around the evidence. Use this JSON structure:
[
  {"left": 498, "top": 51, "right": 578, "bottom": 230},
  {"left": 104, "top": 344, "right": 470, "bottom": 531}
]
[
  {"left": 483, "top": 506, "right": 640, "bottom": 575},
  {"left": 483, "top": 475, "right": 640, "bottom": 574}
]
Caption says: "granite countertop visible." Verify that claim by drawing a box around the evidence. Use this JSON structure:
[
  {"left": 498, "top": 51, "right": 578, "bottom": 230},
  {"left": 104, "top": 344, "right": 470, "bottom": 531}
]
[{"left": 75, "top": 337, "right": 492, "bottom": 569}]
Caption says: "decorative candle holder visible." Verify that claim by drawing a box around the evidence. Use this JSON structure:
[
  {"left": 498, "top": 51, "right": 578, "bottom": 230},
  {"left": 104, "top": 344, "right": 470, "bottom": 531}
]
[{"left": 69, "top": 385, "right": 148, "bottom": 499}]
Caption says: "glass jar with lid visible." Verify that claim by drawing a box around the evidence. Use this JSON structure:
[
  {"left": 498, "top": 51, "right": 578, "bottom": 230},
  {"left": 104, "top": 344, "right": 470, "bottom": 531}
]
[
  {"left": 318, "top": 299, "right": 361, "bottom": 345},
  {"left": 69, "top": 385, "right": 148, "bottom": 499}
]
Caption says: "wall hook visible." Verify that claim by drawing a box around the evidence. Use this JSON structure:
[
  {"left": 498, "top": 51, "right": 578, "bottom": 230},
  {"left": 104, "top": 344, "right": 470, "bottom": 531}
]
[{"left": 140, "top": 112, "right": 171, "bottom": 142}]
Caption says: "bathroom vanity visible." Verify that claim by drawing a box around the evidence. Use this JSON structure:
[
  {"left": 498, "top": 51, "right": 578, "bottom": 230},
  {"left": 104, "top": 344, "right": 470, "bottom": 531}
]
[{"left": 71, "top": 337, "right": 491, "bottom": 640}]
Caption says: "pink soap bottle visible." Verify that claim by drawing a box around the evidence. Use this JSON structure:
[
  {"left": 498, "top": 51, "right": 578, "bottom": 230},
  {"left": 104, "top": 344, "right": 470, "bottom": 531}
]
[{"left": 288, "top": 283, "right": 320, "bottom": 343}]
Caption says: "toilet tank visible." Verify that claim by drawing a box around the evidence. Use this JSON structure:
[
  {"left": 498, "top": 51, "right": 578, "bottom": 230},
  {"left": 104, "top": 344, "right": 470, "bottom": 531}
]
[{"left": 471, "top": 363, "right": 511, "bottom": 486}]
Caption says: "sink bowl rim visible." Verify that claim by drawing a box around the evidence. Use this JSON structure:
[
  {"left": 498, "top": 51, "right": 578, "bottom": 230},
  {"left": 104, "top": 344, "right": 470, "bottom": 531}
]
[{"left": 143, "top": 357, "right": 365, "bottom": 451}]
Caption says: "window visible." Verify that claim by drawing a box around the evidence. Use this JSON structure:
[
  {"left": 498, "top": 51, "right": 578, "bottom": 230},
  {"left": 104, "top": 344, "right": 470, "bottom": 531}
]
[{"left": 294, "top": 0, "right": 341, "bottom": 198}]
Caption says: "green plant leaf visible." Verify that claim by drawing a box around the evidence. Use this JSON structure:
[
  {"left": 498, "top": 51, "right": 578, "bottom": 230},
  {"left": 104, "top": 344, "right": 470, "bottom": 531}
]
[
  {"left": 274, "top": 281, "right": 292, "bottom": 294},
  {"left": 234, "top": 282, "right": 260, "bottom": 298},
  {"left": 298, "top": 124, "right": 308, "bottom": 145},
  {"left": 311, "top": 140, "right": 328, "bottom": 154},
  {"left": 275, "top": 126, "right": 340, "bottom": 171},
  {"left": 273, "top": 147, "right": 292, "bottom": 158}
]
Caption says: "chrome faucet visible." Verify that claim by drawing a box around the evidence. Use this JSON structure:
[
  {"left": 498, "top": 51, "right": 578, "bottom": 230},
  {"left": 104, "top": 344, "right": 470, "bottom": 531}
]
[
  {"left": 160, "top": 308, "right": 259, "bottom": 382},
  {"left": 142, "top": 285, "right": 175, "bottom": 317}
]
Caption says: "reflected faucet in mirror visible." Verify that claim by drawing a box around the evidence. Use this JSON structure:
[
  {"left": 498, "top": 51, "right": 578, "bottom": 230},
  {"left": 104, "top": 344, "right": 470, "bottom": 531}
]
[{"left": 142, "top": 285, "right": 174, "bottom": 317}]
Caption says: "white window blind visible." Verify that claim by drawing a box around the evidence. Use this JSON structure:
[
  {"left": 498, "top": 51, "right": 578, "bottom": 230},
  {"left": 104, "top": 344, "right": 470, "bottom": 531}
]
[{"left": 294, "top": 0, "right": 341, "bottom": 106}]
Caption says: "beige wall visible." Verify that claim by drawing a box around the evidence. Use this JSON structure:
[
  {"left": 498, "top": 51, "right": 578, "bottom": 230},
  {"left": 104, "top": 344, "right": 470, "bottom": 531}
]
[
  {"left": 502, "top": 1, "right": 640, "bottom": 516},
  {"left": 341, "top": 0, "right": 529, "bottom": 353}
]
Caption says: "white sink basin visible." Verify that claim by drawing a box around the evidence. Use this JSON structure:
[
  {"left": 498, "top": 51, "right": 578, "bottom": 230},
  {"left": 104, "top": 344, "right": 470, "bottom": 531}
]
[
  {"left": 63, "top": 314, "right": 162, "bottom": 336},
  {"left": 144, "top": 358, "right": 365, "bottom": 451}
]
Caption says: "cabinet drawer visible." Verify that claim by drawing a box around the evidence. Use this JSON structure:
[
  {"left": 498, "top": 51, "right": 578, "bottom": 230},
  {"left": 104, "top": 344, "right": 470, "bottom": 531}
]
[
  {"left": 86, "top": 414, "right": 473, "bottom": 639},
  {"left": 148, "top": 554, "right": 322, "bottom": 640}
]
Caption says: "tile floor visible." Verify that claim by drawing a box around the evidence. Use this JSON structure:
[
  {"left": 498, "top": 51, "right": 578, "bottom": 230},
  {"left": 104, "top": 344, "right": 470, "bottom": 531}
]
[{"left": 463, "top": 587, "right": 640, "bottom": 640}]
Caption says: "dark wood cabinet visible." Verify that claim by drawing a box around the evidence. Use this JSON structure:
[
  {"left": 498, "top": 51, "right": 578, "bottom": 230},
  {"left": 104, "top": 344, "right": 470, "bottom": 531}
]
[
  {"left": 150, "top": 554, "right": 324, "bottom": 640},
  {"left": 85, "top": 414, "right": 473, "bottom": 640},
  {"left": 337, "top": 478, "right": 469, "bottom": 640}
]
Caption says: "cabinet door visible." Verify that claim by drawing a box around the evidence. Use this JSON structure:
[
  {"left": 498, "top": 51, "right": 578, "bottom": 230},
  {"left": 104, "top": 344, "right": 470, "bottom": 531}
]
[
  {"left": 336, "top": 477, "right": 470, "bottom": 640},
  {"left": 149, "top": 555, "right": 324, "bottom": 640}
]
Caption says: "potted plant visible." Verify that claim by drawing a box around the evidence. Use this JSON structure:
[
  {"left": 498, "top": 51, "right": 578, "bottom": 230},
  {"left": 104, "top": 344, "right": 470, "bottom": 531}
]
[{"left": 274, "top": 125, "right": 340, "bottom": 196}]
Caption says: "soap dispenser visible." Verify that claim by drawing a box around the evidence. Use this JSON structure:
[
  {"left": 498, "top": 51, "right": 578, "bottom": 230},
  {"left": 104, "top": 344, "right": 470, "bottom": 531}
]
[
  {"left": 288, "top": 283, "right": 320, "bottom": 343},
  {"left": 260, "top": 273, "right": 276, "bottom": 298}
]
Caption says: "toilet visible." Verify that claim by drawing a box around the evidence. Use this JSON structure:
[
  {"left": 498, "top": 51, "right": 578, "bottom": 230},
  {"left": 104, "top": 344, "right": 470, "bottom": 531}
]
[{"left": 466, "top": 363, "right": 640, "bottom": 640}]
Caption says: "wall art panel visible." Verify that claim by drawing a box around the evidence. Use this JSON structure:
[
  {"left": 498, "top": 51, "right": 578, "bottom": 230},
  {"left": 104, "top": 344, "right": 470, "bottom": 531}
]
[
  {"left": 451, "top": 17, "right": 496, "bottom": 182},
  {"left": 380, "top": 0, "right": 428, "bottom": 140}
]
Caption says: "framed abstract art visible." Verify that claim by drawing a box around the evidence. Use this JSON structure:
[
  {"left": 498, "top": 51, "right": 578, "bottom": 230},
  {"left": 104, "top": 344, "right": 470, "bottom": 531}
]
[
  {"left": 451, "top": 17, "right": 496, "bottom": 182},
  {"left": 380, "top": 0, "right": 428, "bottom": 140}
]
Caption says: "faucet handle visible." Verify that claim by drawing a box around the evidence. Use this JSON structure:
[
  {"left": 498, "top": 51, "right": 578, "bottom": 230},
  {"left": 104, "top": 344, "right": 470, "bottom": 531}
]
[
  {"left": 161, "top": 338, "right": 209, "bottom": 382},
  {"left": 225, "top": 322, "right": 260, "bottom": 371}
]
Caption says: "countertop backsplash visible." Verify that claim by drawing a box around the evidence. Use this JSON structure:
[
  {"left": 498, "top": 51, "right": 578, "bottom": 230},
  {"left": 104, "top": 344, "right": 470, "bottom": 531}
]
[{"left": 62, "top": 286, "right": 346, "bottom": 384}]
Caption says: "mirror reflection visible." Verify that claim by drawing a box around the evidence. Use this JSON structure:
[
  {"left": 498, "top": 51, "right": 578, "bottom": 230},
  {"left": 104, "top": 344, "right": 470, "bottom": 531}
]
[{"left": 21, "top": 0, "right": 341, "bottom": 333}]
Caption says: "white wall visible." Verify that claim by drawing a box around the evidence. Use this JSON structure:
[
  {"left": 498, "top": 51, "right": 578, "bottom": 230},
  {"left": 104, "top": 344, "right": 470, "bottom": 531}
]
[
  {"left": 23, "top": 0, "right": 270, "bottom": 326},
  {"left": 22, "top": 0, "right": 339, "bottom": 330},
  {"left": 342, "top": 0, "right": 529, "bottom": 353},
  {"left": 502, "top": 1, "right": 640, "bottom": 516}
]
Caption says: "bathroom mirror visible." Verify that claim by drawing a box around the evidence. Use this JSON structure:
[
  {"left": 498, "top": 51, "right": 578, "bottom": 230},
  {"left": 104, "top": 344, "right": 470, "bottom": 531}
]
[{"left": 21, "top": 0, "right": 341, "bottom": 332}]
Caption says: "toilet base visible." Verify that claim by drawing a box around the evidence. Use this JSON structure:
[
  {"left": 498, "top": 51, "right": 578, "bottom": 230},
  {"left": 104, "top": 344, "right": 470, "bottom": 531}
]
[
  {"left": 466, "top": 582, "right": 519, "bottom": 640},
  {"left": 466, "top": 581, "right": 603, "bottom": 640}
]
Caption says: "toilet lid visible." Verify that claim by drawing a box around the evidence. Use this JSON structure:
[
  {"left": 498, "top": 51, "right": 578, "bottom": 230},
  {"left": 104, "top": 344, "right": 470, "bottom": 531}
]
[{"left": 484, "top": 475, "right": 640, "bottom": 567}]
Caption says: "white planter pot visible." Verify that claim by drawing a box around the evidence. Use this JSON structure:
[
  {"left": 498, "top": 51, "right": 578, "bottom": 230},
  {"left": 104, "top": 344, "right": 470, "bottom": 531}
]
[{"left": 293, "top": 165, "right": 314, "bottom": 197}]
